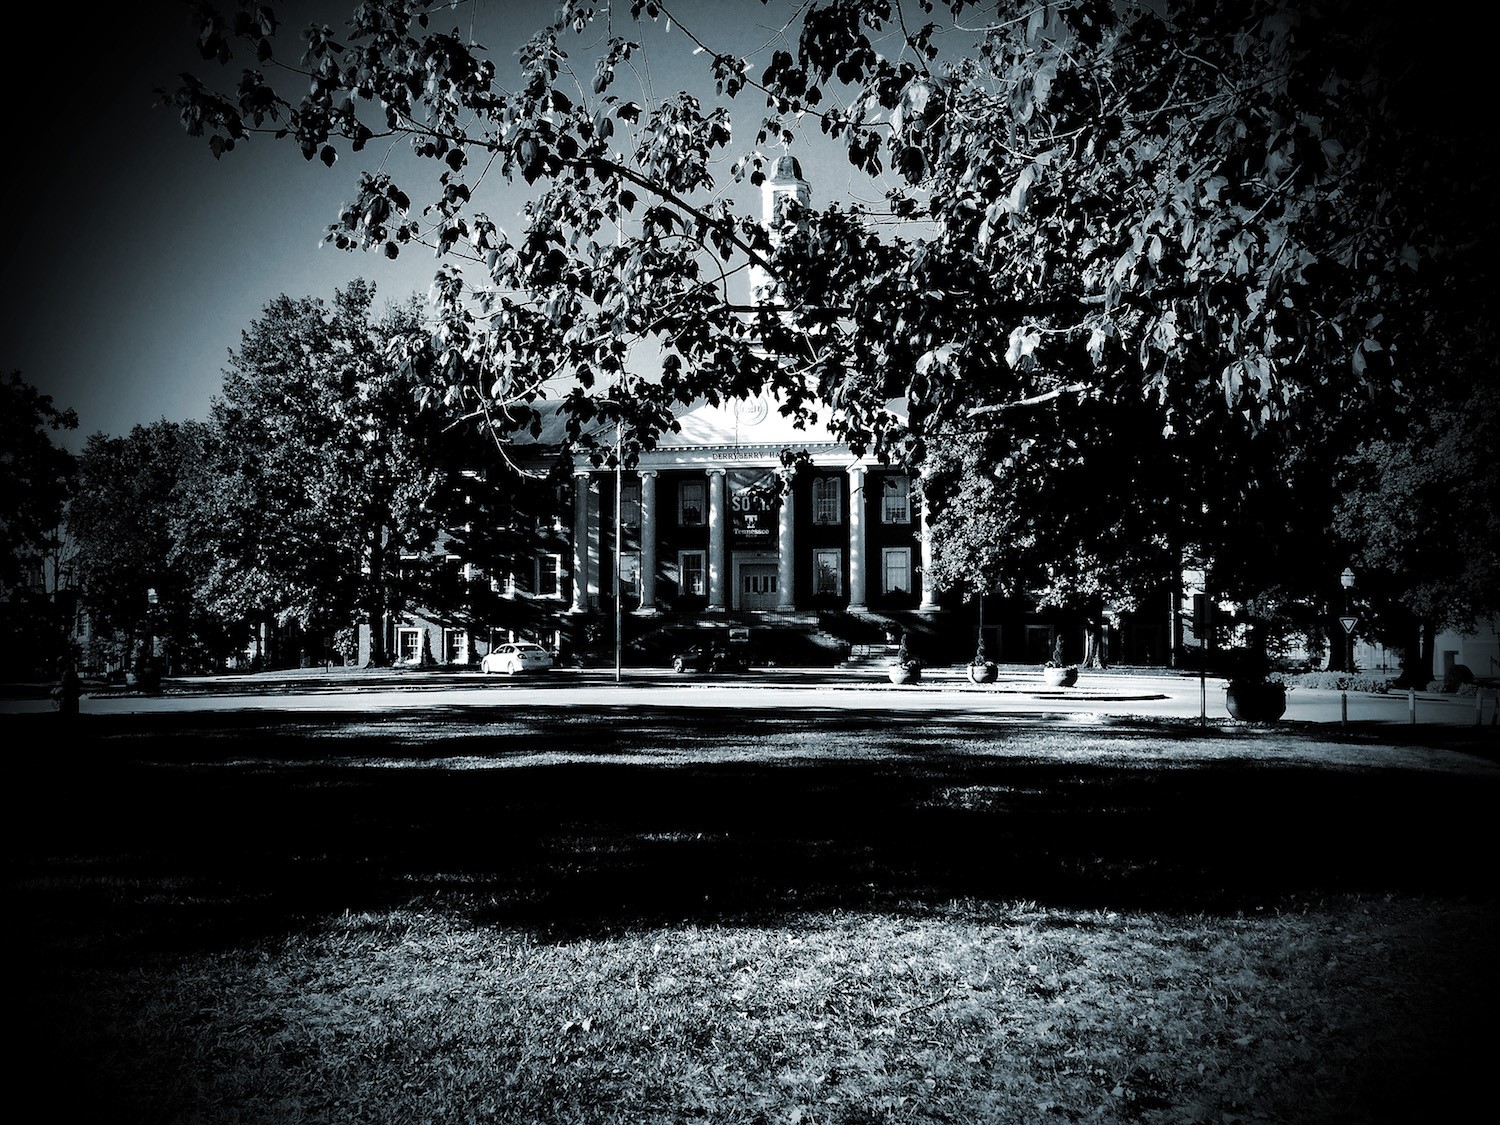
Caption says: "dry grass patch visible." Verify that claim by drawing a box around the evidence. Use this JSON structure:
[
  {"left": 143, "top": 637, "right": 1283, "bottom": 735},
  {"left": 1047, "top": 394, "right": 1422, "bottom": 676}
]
[
  {"left": 36, "top": 894, "right": 1493, "bottom": 1124},
  {"left": 10, "top": 707, "right": 1495, "bottom": 1121}
]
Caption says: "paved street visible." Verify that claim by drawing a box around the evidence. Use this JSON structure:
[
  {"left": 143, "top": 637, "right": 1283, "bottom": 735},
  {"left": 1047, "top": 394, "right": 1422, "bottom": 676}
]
[{"left": 5, "top": 664, "right": 1495, "bottom": 729}]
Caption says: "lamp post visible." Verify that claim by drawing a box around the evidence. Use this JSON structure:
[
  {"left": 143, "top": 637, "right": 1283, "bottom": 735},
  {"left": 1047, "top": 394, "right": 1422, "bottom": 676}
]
[
  {"left": 1340, "top": 567, "right": 1356, "bottom": 672},
  {"left": 146, "top": 586, "right": 159, "bottom": 659}
]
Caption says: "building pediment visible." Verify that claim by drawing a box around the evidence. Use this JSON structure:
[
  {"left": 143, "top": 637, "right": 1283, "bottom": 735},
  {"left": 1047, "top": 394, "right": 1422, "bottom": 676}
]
[{"left": 665, "top": 394, "right": 838, "bottom": 450}]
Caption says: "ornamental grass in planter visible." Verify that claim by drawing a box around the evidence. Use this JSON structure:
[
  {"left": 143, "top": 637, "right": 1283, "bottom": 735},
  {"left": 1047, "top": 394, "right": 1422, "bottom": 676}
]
[
  {"left": 967, "top": 641, "right": 998, "bottom": 684},
  {"left": 888, "top": 634, "right": 923, "bottom": 684},
  {"left": 1042, "top": 637, "right": 1078, "bottom": 688},
  {"left": 1043, "top": 664, "right": 1079, "bottom": 688},
  {"left": 1220, "top": 630, "right": 1287, "bottom": 722},
  {"left": 1224, "top": 678, "right": 1288, "bottom": 721}
]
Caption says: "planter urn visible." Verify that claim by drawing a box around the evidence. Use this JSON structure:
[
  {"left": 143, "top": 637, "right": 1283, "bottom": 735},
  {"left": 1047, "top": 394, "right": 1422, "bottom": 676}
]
[
  {"left": 1224, "top": 680, "right": 1287, "bottom": 722},
  {"left": 1043, "top": 665, "right": 1078, "bottom": 688},
  {"left": 967, "top": 660, "right": 998, "bottom": 684},
  {"left": 888, "top": 664, "right": 922, "bottom": 685}
]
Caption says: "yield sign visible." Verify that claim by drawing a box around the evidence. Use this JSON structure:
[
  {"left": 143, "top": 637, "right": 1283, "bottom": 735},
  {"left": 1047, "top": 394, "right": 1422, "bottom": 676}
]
[{"left": 1339, "top": 616, "right": 1359, "bottom": 634}]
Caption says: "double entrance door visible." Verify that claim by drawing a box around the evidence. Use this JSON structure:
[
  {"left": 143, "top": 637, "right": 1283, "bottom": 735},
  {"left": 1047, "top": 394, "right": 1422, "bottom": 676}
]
[{"left": 738, "top": 562, "right": 780, "bottom": 610}]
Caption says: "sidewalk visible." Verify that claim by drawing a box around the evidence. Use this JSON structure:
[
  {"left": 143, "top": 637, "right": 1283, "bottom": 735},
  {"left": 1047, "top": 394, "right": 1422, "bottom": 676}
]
[{"left": 4, "top": 663, "right": 1496, "bottom": 731}]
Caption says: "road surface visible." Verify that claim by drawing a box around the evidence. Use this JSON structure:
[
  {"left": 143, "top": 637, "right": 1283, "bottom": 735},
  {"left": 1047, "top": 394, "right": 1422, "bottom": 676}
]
[{"left": 4, "top": 665, "right": 1495, "bottom": 730}]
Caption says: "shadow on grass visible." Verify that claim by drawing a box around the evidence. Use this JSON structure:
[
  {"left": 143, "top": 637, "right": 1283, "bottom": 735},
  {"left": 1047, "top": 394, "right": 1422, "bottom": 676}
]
[{"left": 6, "top": 706, "right": 1496, "bottom": 953}]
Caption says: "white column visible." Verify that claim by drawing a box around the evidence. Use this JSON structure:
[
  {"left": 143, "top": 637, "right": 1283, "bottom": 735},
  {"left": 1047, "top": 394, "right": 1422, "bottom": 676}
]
[
  {"left": 847, "top": 464, "right": 867, "bottom": 610},
  {"left": 570, "top": 468, "right": 591, "bottom": 614},
  {"left": 918, "top": 474, "right": 939, "bottom": 612},
  {"left": 637, "top": 470, "right": 658, "bottom": 613},
  {"left": 707, "top": 468, "right": 727, "bottom": 612},
  {"left": 777, "top": 472, "right": 795, "bottom": 609}
]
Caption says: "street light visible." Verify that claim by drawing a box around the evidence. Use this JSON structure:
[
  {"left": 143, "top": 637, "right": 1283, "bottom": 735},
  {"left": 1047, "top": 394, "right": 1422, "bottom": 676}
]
[
  {"left": 146, "top": 586, "right": 159, "bottom": 660},
  {"left": 1340, "top": 567, "right": 1356, "bottom": 673}
]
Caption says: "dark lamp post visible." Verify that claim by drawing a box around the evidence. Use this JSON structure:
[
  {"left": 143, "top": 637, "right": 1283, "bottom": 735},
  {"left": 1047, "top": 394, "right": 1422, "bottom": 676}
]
[
  {"left": 146, "top": 587, "right": 160, "bottom": 664},
  {"left": 1340, "top": 567, "right": 1355, "bottom": 674}
]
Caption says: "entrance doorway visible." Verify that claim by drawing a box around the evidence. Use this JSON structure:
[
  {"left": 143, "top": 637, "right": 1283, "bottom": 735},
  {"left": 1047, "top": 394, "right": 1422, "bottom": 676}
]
[{"left": 737, "top": 563, "right": 780, "bottom": 610}]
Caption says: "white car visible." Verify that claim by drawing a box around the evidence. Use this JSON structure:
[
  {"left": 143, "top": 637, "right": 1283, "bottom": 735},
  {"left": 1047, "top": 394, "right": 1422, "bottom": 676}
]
[{"left": 481, "top": 642, "right": 555, "bottom": 675}]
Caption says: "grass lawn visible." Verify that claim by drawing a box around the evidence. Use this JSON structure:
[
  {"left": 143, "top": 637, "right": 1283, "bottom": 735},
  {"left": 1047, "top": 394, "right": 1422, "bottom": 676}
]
[{"left": 6, "top": 707, "right": 1497, "bottom": 1123}]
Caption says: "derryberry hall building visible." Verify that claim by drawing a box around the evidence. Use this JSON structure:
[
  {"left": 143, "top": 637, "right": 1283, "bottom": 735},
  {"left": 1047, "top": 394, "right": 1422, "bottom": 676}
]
[{"left": 365, "top": 158, "right": 1173, "bottom": 671}]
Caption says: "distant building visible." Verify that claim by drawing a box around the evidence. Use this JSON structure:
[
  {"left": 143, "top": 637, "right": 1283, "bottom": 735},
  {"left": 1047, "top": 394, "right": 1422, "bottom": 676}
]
[{"left": 367, "top": 159, "right": 1166, "bottom": 670}]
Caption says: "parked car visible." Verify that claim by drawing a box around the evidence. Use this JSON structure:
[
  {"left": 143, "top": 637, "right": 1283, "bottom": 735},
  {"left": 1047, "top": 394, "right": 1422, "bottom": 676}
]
[
  {"left": 671, "top": 643, "right": 749, "bottom": 673},
  {"left": 482, "top": 642, "right": 555, "bottom": 675}
]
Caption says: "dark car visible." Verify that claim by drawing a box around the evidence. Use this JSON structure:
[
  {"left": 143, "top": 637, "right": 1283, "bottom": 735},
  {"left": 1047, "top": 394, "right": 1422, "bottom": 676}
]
[{"left": 671, "top": 643, "right": 749, "bottom": 673}]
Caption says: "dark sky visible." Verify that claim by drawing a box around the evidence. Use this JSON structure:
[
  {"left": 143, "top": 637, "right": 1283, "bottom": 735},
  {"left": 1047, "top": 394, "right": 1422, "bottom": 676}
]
[{"left": 0, "top": 1, "right": 440, "bottom": 447}]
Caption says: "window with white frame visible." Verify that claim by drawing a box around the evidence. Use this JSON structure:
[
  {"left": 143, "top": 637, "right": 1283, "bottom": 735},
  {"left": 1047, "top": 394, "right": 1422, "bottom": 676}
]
[
  {"left": 679, "top": 479, "right": 705, "bottom": 526},
  {"left": 679, "top": 550, "right": 706, "bottom": 596},
  {"left": 535, "top": 552, "right": 562, "bottom": 598},
  {"left": 812, "top": 476, "right": 841, "bottom": 525},
  {"left": 813, "top": 548, "right": 842, "bottom": 595},
  {"left": 397, "top": 627, "right": 423, "bottom": 664},
  {"left": 881, "top": 476, "right": 910, "bottom": 524},
  {"left": 443, "top": 628, "right": 469, "bottom": 665},
  {"left": 882, "top": 547, "right": 912, "bottom": 595}
]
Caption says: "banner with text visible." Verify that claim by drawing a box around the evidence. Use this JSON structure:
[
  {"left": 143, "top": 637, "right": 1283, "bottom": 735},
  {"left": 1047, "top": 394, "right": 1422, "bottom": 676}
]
[{"left": 730, "top": 468, "right": 780, "bottom": 549}]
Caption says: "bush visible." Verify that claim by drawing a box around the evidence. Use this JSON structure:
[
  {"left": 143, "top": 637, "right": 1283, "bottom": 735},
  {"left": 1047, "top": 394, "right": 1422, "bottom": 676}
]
[
  {"left": 1441, "top": 664, "right": 1475, "bottom": 693},
  {"left": 1284, "top": 671, "right": 1390, "bottom": 694},
  {"left": 334, "top": 627, "right": 358, "bottom": 666}
]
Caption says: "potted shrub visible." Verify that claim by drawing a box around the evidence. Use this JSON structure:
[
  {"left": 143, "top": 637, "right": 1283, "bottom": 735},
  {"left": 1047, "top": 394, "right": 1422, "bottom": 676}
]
[
  {"left": 888, "top": 634, "right": 923, "bottom": 684},
  {"left": 1222, "top": 643, "right": 1287, "bottom": 721},
  {"left": 1042, "top": 637, "right": 1078, "bottom": 688},
  {"left": 1224, "top": 676, "right": 1287, "bottom": 721},
  {"left": 1218, "top": 618, "right": 1290, "bottom": 723},
  {"left": 129, "top": 656, "right": 164, "bottom": 695},
  {"left": 967, "top": 639, "right": 998, "bottom": 684}
]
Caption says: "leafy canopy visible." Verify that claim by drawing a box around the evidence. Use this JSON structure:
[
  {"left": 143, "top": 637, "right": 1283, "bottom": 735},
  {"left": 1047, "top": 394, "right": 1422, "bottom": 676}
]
[
  {"left": 160, "top": 0, "right": 1455, "bottom": 465},
  {"left": 158, "top": 0, "right": 1497, "bottom": 644}
]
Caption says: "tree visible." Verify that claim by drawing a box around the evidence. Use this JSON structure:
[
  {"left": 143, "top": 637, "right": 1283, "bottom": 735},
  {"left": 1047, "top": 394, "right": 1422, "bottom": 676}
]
[
  {"left": 0, "top": 372, "right": 77, "bottom": 678},
  {"left": 182, "top": 279, "right": 447, "bottom": 667},
  {"left": 1333, "top": 382, "right": 1500, "bottom": 686},
  {"left": 162, "top": 0, "right": 1466, "bottom": 431},
  {"left": 68, "top": 420, "right": 216, "bottom": 674},
  {"left": 161, "top": 0, "right": 1493, "bottom": 645},
  {"left": 415, "top": 424, "right": 575, "bottom": 651}
]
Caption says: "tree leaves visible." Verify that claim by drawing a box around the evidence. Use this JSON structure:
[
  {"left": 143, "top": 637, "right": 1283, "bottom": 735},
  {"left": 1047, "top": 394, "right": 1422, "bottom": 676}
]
[{"left": 157, "top": 0, "right": 1494, "bottom": 639}]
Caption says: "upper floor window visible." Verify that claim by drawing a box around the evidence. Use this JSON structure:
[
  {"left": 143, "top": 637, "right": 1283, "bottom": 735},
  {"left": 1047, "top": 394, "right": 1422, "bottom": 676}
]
[
  {"left": 812, "top": 477, "right": 841, "bottom": 525},
  {"left": 621, "top": 481, "right": 641, "bottom": 529},
  {"left": 680, "top": 479, "right": 705, "bottom": 526},
  {"left": 882, "top": 476, "right": 910, "bottom": 524}
]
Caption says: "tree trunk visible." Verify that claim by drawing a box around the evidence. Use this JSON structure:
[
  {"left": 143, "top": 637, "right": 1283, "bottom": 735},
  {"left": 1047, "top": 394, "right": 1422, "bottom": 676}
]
[
  {"left": 1082, "top": 618, "right": 1108, "bottom": 669},
  {"left": 1416, "top": 620, "right": 1437, "bottom": 687},
  {"left": 1392, "top": 618, "right": 1436, "bottom": 689},
  {"left": 365, "top": 524, "right": 388, "bottom": 667}
]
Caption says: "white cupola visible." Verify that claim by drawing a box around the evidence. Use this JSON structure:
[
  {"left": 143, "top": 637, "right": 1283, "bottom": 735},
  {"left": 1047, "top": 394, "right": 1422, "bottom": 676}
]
[{"left": 750, "top": 155, "right": 811, "bottom": 307}]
